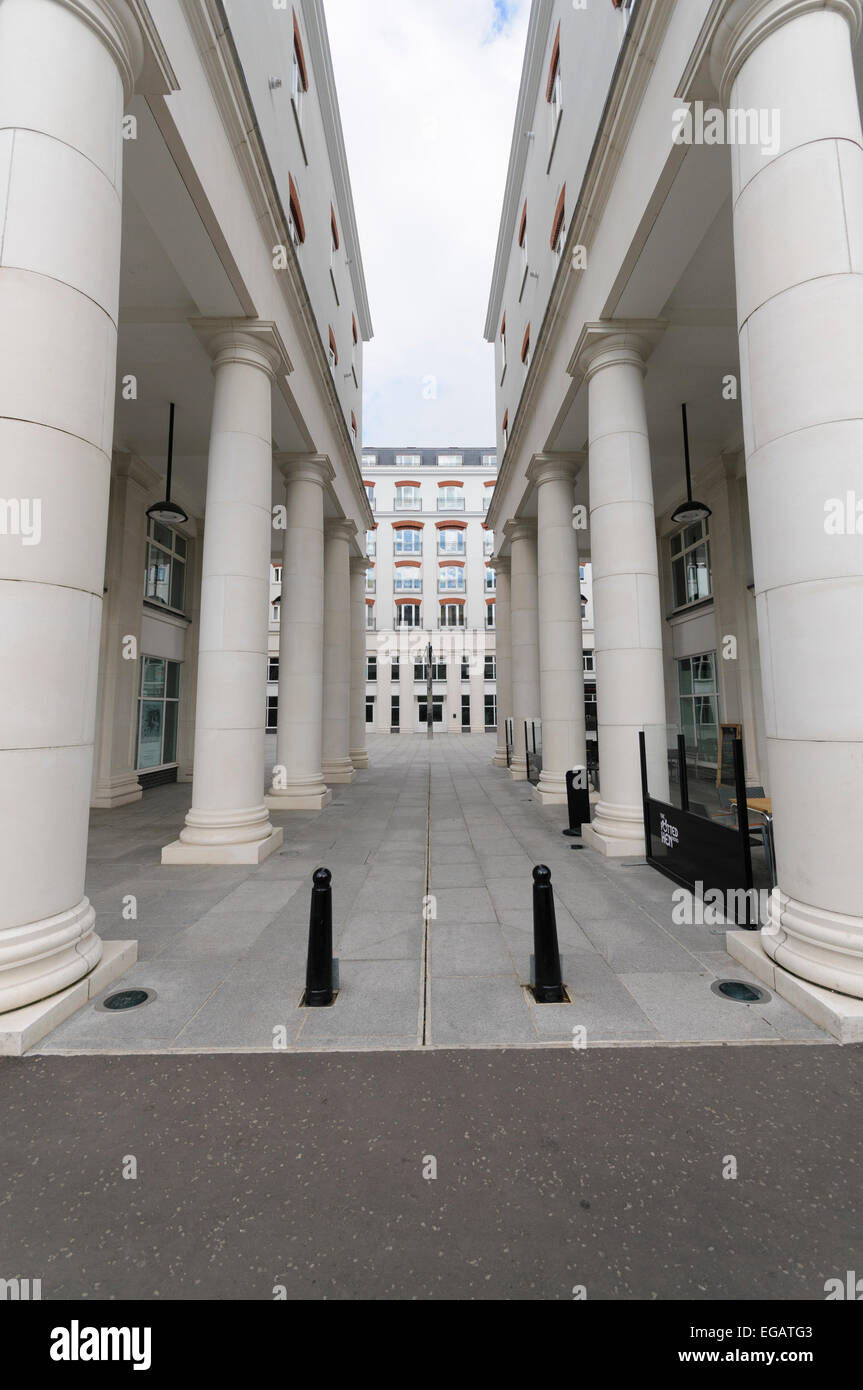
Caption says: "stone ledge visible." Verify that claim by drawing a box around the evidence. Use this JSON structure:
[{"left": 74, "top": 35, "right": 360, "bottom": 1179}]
[
  {"left": 0, "top": 940, "right": 138, "bottom": 1056},
  {"left": 727, "top": 931, "right": 863, "bottom": 1044}
]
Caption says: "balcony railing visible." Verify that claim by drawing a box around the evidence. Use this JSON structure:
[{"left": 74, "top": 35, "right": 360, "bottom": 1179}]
[{"left": 437, "top": 497, "right": 465, "bottom": 512}]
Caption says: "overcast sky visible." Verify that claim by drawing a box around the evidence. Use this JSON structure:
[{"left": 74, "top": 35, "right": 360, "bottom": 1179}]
[{"left": 324, "top": 0, "right": 530, "bottom": 449}]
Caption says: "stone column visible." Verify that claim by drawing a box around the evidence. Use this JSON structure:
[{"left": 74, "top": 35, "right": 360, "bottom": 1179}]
[
  {"left": 322, "top": 521, "right": 357, "bottom": 783},
  {"left": 266, "top": 456, "right": 333, "bottom": 811},
  {"left": 0, "top": 0, "right": 144, "bottom": 1011},
  {"left": 177, "top": 520, "right": 204, "bottom": 784},
  {"left": 350, "top": 556, "right": 370, "bottom": 769},
  {"left": 490, "top": 557, "right": 512, "bottom": 766},
  {"left": 163, "top": 323, "right": 287, "bottom": 865},
  {"left": 91, "top": 454, "right": 151, "bottom": 808},
  {"left": 713, "top": 0, "right": 863, "bottom": 996},
  {"left": 576, "top": 323, "right": 668, "bottom": 857},
  {"left": 529, "top": 454, "right": 587, "bottom": 805},
  {"left": 399, "top": 632, "right": 414, "bottom": 734},
  {"left": 505, "top": 521, "right": 540, "bottom": 781}
]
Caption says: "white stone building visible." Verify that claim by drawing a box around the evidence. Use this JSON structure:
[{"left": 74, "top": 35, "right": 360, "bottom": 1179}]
[
  {"left": 361, "top": 449, "right": 499, "bottom": 736},
  {"left": 485, "top": 0, "right": 863, "bottom": 1003},
  {"left": 0, "top": 0, "right": 373, "bottom": 1015}
]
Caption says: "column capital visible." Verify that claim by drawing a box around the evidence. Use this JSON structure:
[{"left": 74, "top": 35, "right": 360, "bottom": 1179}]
[
  {"left": 55, "top": 0, "right": 144, "bottom": 99},
  {"left": 504, "top": 518, "right": 537, "bottom": 545},
  {"left": 276, "top": 454, "right": 336, "bottom": 489},
  {"left": 526, "top": 452, "right": 586, "bottom": 489},
  {"left": 710, "top": 0, "right": 863, "bottom": 101},
  {"left": 350, "top": 555, "right": 369, "bottom": 576},
  {"left": 570, "top": 320, "right": 666, "bottom": 383},
  {"left": 325, "top": 519, "right": 358, "bottom": 546},
  {"left": 190, "top": 319, "right": 293, "bottom": 381},
  {"left": 487, "top": 554, "right": 511, "bottom": 575}
]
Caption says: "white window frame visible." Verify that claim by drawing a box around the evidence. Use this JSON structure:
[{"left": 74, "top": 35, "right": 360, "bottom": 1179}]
[{"left": 394, "top": 529, "right": 422, "bottom": 557}]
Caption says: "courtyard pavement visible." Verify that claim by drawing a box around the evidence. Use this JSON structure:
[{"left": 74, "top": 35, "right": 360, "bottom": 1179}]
[{"left": 34, "top": 734, "right": 829, "bottom": 1053}]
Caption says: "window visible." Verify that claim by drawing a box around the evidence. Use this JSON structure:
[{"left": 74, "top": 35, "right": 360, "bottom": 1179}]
[
  {"left": 266, "top": 695, "right": 278, "bottom": 731},
  {"left": 272, "top": 565, "right": 282, "bottom": 583},
  {"left": 581, "top": 595, "right": 587, "bottom": 619},
  {"left": 362, "top": 454, "right": 377, "bottom": 468},
  {"left": 551, "top": 185, "right": 566, "bottom": 264},
  {"left": 366, "top": 603, "right": 375, "bottom": 630},
  {"left": 328, "top": 326, "right": 338, "bottom": 377},
  {"left": 461, "top": 656, "right": 470, "bottom": 680},
  {"left": 440, "top": 603, "right": 465, "bottom": 628},
  {"left": 351, "top": 315, "right": 359, "bottom": 384},
  {"left": 500, "top": 315, "right": 507, "bottom": 380},
  {"left": 395, "top": 484, "right": 421, "bottom": 510},
  {"left": 394, "top": 568, "right": 422, "bottom": 593},
  {"left": 395, "top": 454, "right": 421, "bottom": 469},
  {"left": 366, "top": 567, "right": 376, "bottom": 594},
  {"left": 486, "top": 602, "right": 496, "bottom": 628},
  {"left": 484, "top": 655, "right": 497, "bottom": 680},
  {"left": 136, "top": 657, "right": 180, "bottom": 770},
  {"left": 485, "top": 568, "right": 496, "bottom": 592},
  {"left": 518, "top": 200, "right": 528, "bottom": 290},
  {"left": 391, "top": 659, "right": 400, "bottom": 681},
  {"left": 364, "top": 483, "right": 376, "bottom": 511},
  {"left": 268, "top": 655, "right": 280, "bottom": 682},
  {"left": 418, "top": 697, "right": 444, "bottom": 725},
  {"left": 522, "top": 323, "right": 531, "bottom": 371},
  {"left": 366, "top": 696, "right": 375, "bottom": 725},
  {"left": 437, "top": 454, "right": 463, "bottom": 469},
  {"left": 484, "top": 532, "right": 494, "bottom": 556},
  {"left": 482, "top": 455, "right": 497, "bottom": 468},
  {"left": 292, "top": 11, "right": 309, "bottom": 121},
  {"left": 439, "top": 566, "right": 465, "bottom": 593},
  {"left": 483, "top": 493, "right": 491, "bottom": 513},
  {"left": 670, "top": 519, "right": 712, "bottom": 608},
  {"left": 484, "top": 693, "right": 498, "bottom": 729},
  {"left": 330, "top": 204, "right": 339, "bottom": 263},
  {"left": 391, "top": 695, "right": 400, "bottom": 730},
  {"left": 583, "top": 650, "right": 595, "bottom": 674},
  {"left": 462, "top": 694, "right": 471, "bottom": 729},
  {"left": 367, "top": 655, "right": 377, "bottom": 682},
  {"left": 394, "top": 527, "right": 422, "bottom": 556},
  {"left": 366, "top": 529, "right": 377, "bottom": 557},
  {"left": 678, "top": 653, "right": 719, "bottom": 769},
  {"left": 288, "top": 174, "right": 305, "bottom": 246},
  {"left": 502, "top": 410, "right": 509, "bottom": 448},
  {"left": 415, "top": 660, "right": 447, "bottom": 682},
  {"left": 438, "top": 528, "right": 465, "bottom": 556},
  {"left": 396, "top": 603, "right": 421, "bottom": 628},
  {"left": 547, "top": 23, "right": 563, "bottom": 143},
  {"left": 145, "top": 518, "right": 186, "bottom": 613},
  {"left": 438, "top": 486, "right": 465, "bottom": 512},
  {"left": 351, "top": 411, "right": 358, "bottom": 439}
]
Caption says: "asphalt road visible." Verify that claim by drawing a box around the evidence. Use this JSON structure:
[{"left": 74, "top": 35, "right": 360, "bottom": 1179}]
[{"left": 2, "top": 1045, "right": 862, "bottom": 1301}]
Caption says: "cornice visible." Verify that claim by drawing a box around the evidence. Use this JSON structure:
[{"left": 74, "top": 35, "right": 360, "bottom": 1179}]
[{"left": 710, "top": 0, "right": 863, "bottom": 100}]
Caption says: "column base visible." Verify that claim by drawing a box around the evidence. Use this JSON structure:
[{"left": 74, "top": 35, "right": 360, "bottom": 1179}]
[
  {"left": 90, "top": 773, "right": 143, "bottom": 809},
  {"left": 580, "top": 800, "right": 646, "bottom": 857},
  {"left": 0, "top": 897, "right": 105, "bottom": 1014},
  {"left": 322, "top": 761, "right": 356, "bottom": 784},
  {"left": 162, "top": 827, "right": 284, "bottom": 865},
  {"left": 266, "top": 788, "right": 332, "bottom": 812},
  {"left": 0, "top": 939, "right": 138, "bottom": 1056},
  {"left": 761, "top": 892, "right": 863, "bottom": 1001},
  {"left": 350, "top": 751, "right": 370, "bottom": 770},
  {"left": 493, "top": 746, "right": 508, "bottom": 767},
  {"left": 728, "top": 931, "right": 863, "bottom": 1045},
  {"left": 510, "top": 758, "right": 529, "bottom": 782},
  {"left": 535, "top": 772, "right": 567, "bottom": 806}
]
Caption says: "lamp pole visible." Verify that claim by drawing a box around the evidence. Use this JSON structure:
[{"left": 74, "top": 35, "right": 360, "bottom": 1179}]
[{"left": 426, "top": 639, "right": 434, "bottom": 740}]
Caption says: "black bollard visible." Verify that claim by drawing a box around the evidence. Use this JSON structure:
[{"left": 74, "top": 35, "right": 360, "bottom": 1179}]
[
  {"left": 305, "top": 867, "right": 334, "bottom": 1006},
  {"left": 532, "top": 865, "right": 565, "bottom": 1003}
]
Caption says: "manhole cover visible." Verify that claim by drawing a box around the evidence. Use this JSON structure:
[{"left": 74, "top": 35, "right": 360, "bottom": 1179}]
[
  {"left": 711, "top": 979, "right": 770, "bottom": 1005},
  {"left": 98, "top": 988, "right": 156, "bottom": 1013}
]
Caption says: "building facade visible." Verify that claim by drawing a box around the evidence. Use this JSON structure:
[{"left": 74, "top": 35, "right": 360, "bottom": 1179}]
[
  {"left": 361, "top": 449, "right": 499, "bottom": 736},
  {"left": 0, "top": 0, "right": 374, "bottom": 1017},
  {"left": 485, "top": 0, "right": 863, "bottom": 1003}
]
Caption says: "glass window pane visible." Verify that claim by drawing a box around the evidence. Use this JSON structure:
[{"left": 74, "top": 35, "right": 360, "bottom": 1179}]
[
  {"left": 672, "top": 557, "right": 686, "bottom": 608},
  {"left": 677, "top": 658, "right": 692, "bottom": 697},
  {"left": 174, "top": 534, "right": 187, "bottom": 559},
  {"left": 142, "top": 657, "right": 166, "bottom": 698},
  {"left": 170, "top": 558, "right": 185, "bottom": 611},
  {"left": 166, "top": 661, "right": 180, "bottom": 700},
  {"left": 683, "top": 522, "right": 702, "bottom": 549},
  {"left": 138, "top": 702, "right": 164, "bottom": 768},
  {"left": 163, "top": 700, "right": 178, "bottom": 764},
  {"left": 153, "top": 521, "right": 172, "bottom": 549}
]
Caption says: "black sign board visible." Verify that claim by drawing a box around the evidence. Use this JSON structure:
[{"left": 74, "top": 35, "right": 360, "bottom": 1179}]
[{"left": 565, "top": 770, "right": 591, "bottom": 835}]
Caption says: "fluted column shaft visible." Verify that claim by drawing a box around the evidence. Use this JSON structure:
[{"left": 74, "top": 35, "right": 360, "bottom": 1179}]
[{"left": 506, "top": 521, "right": 540, "bottom": 781}]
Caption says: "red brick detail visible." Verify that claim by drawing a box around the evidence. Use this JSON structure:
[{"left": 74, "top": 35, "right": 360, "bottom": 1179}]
[
  {"left": 521, "top": 324, "right": 531, "bottom": 363},
  {"left": 437, "top": 479, "right": 464, "bottom": 488},
  {"left": 330, "top": 203, "right": 340, "bottom": 250},
  {"left": 394, "top": 480, "right": 421, "bottom": 488},
  {"left": 435, "top": 520, "right": 467, "bottom": 531},
  {"left": 392, "top": 521, "right": 424, "bottom": 531}
]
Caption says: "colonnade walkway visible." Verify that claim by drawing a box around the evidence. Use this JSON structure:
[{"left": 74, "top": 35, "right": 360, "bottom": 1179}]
[{"left": 35, "top": 736, "right": 828, "bottom": 1053}]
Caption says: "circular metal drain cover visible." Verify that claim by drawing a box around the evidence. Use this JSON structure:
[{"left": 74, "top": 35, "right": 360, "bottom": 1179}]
[
  {"left": 712, "top": 979, "right": 770, "bottom": 1005},
  {"left": 98, "top": 988, "right": 156, "bottom": 1013}
]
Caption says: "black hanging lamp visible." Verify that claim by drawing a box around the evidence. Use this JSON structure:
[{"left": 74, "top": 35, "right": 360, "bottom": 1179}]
[
  {"left": 671, "top": 402, "right": 711, "bottom": 525},
  {"left": 147, "top": 402, "right": 188, "bottom": 525}
]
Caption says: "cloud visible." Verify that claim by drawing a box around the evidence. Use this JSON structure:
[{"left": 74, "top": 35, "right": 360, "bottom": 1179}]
[{"left": 324, "top": 0, "right": 530, "bottom": 447}]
